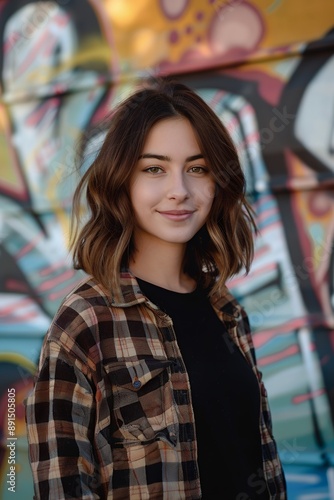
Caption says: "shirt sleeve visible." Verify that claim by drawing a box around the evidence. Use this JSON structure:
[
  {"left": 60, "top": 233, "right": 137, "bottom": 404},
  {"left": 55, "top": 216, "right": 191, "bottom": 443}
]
[{"left": 25, "top": 339, "right": 100, "bottom": 500}]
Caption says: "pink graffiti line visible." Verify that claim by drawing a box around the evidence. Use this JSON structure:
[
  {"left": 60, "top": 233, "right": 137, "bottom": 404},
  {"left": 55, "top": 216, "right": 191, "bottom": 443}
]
[
  {"left": 208, "top": 90, "right": 226, "bottom": 109},
  {"left": 26, "top": 98, "right": 60, "bottom": 127},
  {"left": 48, "top": 280, "right": 83, "bottom": 301},
  {"left": 1, "top": 297, "right": 34, "bottom": 316},
  {"left": 292, "top": 389, "right": 325, "bottom": 404},
  {"left": 255, "top": 220, "right": 282, "bottom": 236},
  {"left": 227, "top": 261, "right": 276, "bottom": 287},
  {"left": 256, "top": 206, "right": 279, "bottom": 224},
  {"left": 258, "top": 345, "right": 299, "bottom": 366},
  {"left": 38, "top": 269, "right": 77, "bottom": 292},
  {"left": 15, "top": 30, "right": 51, "bottom": 77},
  {"left": 4, "top": 310, "right": 40, "bottom": 323},
  {"left": 39, "top": 260, "right": 70, "bottom": 276},
  {"left": 254, "top": 318, "right": 310, "bottom": 348},
  {"left": 15, "top": 232, "right": 45, "bottom": 259},
  {"left": 253, "top": 243, "right": 271, "bottom": 260},
  {"left": 1, "top": 301, "right": 40, "bottom": 323}
]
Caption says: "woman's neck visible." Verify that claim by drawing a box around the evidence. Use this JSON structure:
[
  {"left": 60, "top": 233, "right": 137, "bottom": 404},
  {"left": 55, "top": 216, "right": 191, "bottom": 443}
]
[{"left": 129, "top": 239, "right": 196, "bottom": 293}]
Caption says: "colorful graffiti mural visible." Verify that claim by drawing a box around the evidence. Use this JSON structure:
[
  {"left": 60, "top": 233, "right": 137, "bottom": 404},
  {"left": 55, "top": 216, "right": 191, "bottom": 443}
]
[{"left": 0, "top": 0, "right": 333, "bottom": 498}]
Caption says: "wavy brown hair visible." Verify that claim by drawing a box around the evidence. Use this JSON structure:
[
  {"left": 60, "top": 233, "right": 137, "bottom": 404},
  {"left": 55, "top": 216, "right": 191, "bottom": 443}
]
[{"left": 70, "top": 78, "right": 257, "bottom": 296}]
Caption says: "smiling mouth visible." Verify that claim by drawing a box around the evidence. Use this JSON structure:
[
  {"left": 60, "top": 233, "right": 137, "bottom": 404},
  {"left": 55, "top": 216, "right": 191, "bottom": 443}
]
[
  {"left": 159, "top": 210, "right": 194, "bottom": 215},
  {"left": 158, "top": 210, "right": 194, "bottom": 221}
]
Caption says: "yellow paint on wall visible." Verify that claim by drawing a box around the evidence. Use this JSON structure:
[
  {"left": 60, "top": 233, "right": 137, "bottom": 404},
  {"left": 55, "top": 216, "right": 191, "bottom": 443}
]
[
  {"left": 259, "top": 0, "right": 334, "bottom": 48},
  {"left": 0, "top": 105, "right": 19, "bottom": 187},
  {"left": 102, "top": 0, "right": 334, "bottom": 73}
]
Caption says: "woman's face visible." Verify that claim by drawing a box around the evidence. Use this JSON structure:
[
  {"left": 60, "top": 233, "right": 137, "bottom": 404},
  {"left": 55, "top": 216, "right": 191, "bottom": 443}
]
[{"left": 129, "top": 117, "right": 216, "bottom": 250}]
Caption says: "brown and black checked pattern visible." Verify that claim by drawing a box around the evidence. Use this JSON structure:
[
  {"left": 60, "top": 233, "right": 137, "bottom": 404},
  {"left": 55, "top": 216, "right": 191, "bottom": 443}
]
[{"left": 25, "top": 271, "right": 287, "bottom": 499}]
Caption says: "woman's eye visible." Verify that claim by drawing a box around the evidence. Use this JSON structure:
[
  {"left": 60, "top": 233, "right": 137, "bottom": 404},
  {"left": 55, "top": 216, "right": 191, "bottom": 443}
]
[
  {"left": 189, "top": 165, "right": 207, "bottom": 173},
  {"left": 144, "top": 166, "right": 163, "bottom": 174}
]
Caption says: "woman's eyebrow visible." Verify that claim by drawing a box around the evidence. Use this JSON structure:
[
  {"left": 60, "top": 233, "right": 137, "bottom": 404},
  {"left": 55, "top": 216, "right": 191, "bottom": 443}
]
[
  {"left": 138, "top": 153, "right": 170, "bottom": 161},
  {"left": 185, "top": 154, "right": 204, "bottom": 162},
  {"left": 138, "top": 153, "right": 204, "bottom": 162}
]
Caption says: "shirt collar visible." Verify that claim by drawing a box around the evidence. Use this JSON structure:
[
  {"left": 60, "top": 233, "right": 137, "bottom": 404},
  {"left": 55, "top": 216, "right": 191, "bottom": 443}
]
[
  {"left": 110, "top": 269, "right": 240, "bottom": 319},
  {"left": 109, "top": 269, "right": 148, "bottom": 307}
]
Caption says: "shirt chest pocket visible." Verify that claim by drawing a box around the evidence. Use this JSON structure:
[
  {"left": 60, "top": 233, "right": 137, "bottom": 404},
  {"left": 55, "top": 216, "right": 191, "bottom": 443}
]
[{"left": 105, "top": 358, "right": 179, "bottom": 446}]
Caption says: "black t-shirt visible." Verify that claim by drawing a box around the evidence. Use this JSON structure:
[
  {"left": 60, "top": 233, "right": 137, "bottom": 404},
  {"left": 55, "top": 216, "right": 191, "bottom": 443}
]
[{"left": 137, "top": 278, "right": 270, "bottom": 500}]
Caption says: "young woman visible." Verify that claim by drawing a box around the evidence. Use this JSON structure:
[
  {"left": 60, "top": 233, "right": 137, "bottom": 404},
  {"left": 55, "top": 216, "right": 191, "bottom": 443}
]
[{"left": 26, "top": 79, "right": 286, "bottom": 499}]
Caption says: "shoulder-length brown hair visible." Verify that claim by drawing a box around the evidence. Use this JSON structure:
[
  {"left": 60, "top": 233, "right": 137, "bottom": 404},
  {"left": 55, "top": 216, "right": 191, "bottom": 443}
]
[{"left": 70, "top": 78, "right": 257, "bottom": 296}]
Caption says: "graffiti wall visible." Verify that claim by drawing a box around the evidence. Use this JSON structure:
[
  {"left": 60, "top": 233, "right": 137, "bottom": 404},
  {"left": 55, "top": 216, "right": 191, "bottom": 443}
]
[{"left": 0, "top": 1, "right": 333, "bottom": 498}]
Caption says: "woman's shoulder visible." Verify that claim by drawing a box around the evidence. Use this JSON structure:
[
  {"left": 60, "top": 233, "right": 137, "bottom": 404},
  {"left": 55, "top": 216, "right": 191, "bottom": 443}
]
[
  {"left": 63, "top": 274, "right": 112, "bottom": 305},
  {"left": 46, "top": 275, "right": 113, "bottom": 344},
  {"left": 55, "top": 275, "right": 113, "bottom": 315},
  {"left": 42, "top": 273, "right": 155, "bottom": 367}
]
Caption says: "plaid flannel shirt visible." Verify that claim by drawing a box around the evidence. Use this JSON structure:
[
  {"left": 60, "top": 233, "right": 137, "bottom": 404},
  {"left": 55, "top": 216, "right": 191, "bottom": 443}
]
[{"left": 26, "top": 270, "right": 286, "bottom": 499}]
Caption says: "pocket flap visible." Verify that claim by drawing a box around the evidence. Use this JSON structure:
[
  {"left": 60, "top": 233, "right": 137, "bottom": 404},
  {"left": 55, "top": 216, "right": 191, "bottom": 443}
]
[{"left": 106, "top": 358, "right": 173, "bottom": 392}]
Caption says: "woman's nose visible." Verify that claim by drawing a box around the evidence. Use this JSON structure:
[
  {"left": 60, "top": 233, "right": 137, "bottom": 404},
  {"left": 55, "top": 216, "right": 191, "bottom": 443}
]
[{"left": 167, "top": 172, "right": 190, "bottom": 200}]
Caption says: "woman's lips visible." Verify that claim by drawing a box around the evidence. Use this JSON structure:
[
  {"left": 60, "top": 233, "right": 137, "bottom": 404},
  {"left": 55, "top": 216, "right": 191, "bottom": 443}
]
[{"left": 157, "top": 210, "right": 194, "bottom": 221}]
